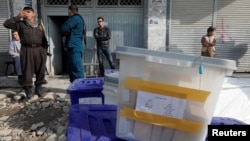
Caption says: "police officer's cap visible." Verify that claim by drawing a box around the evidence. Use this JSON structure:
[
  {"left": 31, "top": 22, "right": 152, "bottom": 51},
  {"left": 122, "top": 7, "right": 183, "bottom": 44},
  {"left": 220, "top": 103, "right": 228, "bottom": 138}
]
[{"left": 23, "top": 6, "right": 34, "bottom": 12}]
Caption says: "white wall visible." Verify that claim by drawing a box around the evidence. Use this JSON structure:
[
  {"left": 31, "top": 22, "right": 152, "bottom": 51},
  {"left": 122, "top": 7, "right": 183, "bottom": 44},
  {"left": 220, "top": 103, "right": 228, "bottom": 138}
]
[{"left": 145, "top": 0, "right": 167, "bottom": 51}]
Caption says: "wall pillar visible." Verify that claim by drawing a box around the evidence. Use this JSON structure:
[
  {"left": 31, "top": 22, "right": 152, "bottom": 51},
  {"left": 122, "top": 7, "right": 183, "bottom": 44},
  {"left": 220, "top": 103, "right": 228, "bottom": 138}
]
[{"left": 144, "top": 0, "right": 167, "bottom": 51}]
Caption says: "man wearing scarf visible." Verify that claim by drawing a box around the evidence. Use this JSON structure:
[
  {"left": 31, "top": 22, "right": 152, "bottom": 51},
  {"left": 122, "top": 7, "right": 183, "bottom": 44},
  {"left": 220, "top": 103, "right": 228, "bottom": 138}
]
[
  {"left": 201, "top": 26, "right": 217, "bottom": 57},
  {"left": 3, "top": 7, "right": 49, "bottom": 101}
]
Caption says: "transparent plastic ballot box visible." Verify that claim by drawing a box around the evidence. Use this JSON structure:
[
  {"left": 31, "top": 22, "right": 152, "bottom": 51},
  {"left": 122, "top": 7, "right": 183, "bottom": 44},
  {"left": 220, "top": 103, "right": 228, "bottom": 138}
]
[{"left": 114, "top": 46, "right": 237, "bottom": 141}]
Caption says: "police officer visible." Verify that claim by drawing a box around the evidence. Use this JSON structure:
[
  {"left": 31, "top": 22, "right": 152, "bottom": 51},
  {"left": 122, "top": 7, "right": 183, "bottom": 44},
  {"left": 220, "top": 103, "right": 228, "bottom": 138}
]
[
  {"left": 61, "top": 4, "right": 86, "bottom": 83},
  {"left": 3, "top": 7, "right": 49, "bottom": 100}
]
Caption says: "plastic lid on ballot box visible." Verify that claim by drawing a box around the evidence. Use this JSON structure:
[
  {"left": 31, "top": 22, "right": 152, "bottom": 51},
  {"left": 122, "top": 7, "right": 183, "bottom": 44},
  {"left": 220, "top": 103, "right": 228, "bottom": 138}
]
[
  {"left": 67, "top": 78, "right": 104, "bottom": 94},
  {"left": 115, "top": 46, "right": 237, "bottom": 75}
]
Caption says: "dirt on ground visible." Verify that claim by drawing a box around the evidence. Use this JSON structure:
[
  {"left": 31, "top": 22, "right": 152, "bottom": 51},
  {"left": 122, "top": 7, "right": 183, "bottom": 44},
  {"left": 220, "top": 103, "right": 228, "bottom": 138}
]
[{"left": 0, "top": 94, "right": 69, "bottom": 141}]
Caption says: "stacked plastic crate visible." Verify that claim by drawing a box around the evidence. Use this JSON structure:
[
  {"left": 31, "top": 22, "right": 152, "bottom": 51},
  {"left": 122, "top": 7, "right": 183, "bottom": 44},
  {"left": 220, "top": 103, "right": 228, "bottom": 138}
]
[
  {"left": 67, "top": 77, "right": 104, "bottom": 105},
  {"left": 67, "top": 104, "right": 126, "bottom": 141},
  {"left": 66, "top": 69, "right": 121, "bottom": 141}
]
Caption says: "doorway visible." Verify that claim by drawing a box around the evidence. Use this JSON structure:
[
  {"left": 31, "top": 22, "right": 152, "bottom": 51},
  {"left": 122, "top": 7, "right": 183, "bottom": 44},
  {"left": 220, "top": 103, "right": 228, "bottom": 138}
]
[{"left": 48, "top": 16, "right": 68, "bottom": 75}]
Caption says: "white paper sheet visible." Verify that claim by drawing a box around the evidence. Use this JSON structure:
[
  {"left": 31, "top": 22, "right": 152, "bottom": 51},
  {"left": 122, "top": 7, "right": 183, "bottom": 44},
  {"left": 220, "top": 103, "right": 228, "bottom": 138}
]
[{"left": 135, "top": 91, "right": 186, "bottom": 119}]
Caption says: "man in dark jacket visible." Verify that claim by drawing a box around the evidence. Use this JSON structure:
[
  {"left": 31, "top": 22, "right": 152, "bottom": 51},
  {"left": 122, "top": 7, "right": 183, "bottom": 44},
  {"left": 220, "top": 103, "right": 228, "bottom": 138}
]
[
  {"left": 61, "top": 4, "right": 86, "bottom": 83},
  {"left": 94, "top": 17, "right": 115, "bottom": 77},
  {"left": 3, "top": 7, "right": 48, "bottom": 100}
]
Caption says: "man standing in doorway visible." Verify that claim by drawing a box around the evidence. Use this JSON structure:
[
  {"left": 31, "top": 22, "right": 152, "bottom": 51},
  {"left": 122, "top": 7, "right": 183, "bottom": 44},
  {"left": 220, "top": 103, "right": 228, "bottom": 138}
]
[
  {"left": 4, "top": 7, "right": 49, "bottom": 100},
  {"left": 94, "top": 17, "right": 115, "bottom": 77},
  {"left": 61, "top": 4, "right": 86, "bottom": 83}
]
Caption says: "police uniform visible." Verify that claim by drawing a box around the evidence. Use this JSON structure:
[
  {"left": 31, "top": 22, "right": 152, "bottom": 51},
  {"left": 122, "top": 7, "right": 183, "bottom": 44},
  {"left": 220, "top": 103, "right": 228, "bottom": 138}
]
[
  {"left": 4, "top": 15, "right": 48, "bottom": 97},
  {"left": 61, "top": 13, "right": 86, "bottom": 83}
]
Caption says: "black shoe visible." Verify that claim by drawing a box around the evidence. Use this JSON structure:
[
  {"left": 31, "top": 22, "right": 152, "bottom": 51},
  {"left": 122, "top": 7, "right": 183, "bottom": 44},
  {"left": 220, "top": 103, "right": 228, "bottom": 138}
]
[
  {"left": 18, "top": 75, "right": 23, "bottom": 85},
  {"left": 18, "top": 75, "right": 22, "bottom": 79},
  {"left": 35, "top": 85, "right": 44, "bottom": 97},
  {"left": 24, "top": 86, "right": 32, "bottom": 99}
]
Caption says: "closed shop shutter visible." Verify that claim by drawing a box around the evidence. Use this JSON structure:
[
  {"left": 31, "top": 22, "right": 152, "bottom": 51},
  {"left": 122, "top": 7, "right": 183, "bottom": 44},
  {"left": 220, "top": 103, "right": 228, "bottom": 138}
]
[
  {"left": 0, "top": 0, "right": 11, "bottom": 76},
  {"left": 215, "top": 0, "right": 250, "bottom": 72},
  {"left": 170, "top": 0, "right": 214, "bottom": 56}
]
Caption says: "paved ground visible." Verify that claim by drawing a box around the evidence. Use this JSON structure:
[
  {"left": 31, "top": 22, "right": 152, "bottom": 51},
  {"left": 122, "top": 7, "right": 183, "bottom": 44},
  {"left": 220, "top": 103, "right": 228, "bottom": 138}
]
[
  {"left": 0, "top": 75, "right": 71, "bottom": 141},
  {"left": 214, "top": 72, "right": 250, "bottom": 124}
]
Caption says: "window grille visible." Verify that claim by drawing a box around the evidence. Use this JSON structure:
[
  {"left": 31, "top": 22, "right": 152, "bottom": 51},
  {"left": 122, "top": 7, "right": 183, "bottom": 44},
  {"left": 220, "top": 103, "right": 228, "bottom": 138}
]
[
  {"left": 46, "top": 0, "right": 142, "bottom": 7},
  {"left": 97, "top": 0, "right": 142, "bottom": 6},
  {"left": 98, "top": 0, "right": 118, "bottom": 5},
  {"left": 46, "top": 0, "right": 92, "bottom": 6},
  {"left": 71, "top": 0, "right": 92, "bottom": 5},
  {"left": 120, "top": 0, "right": 141, "bottom": 5},
  {"left": 47, "top": 0, "right": 69, "bottom": 5}
]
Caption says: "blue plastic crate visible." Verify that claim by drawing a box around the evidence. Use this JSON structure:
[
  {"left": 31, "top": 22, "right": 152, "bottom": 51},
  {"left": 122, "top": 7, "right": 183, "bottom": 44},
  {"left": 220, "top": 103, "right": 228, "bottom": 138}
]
[
  {"left": 67, "top": 104, "right": 126, "bottom": 141},
  {"left": 205, "top": 117, "right": 247, "bottom": 141},
  {"left": 67, "top": 78, "right": 104, "bottom": 105}
]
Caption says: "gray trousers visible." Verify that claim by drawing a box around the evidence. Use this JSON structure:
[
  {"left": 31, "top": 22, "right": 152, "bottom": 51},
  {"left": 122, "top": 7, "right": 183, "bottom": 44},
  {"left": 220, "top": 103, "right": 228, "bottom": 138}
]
[{"left": 14, "top": 56, "right": 22, "bottom": 76}]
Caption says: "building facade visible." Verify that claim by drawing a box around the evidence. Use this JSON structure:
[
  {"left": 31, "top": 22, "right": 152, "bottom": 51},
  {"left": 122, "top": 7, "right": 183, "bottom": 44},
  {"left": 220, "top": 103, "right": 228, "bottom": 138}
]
[{"left": 1, "top": 0, "right": 249, "bottom": 76}]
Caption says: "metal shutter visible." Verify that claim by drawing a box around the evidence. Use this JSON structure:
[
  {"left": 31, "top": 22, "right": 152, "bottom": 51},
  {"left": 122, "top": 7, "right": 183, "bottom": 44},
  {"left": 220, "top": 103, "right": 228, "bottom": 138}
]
[
  {"left": 170, "top": 0, "right": 214, "bottom": 56},
  {"left": 215, "top": 0, "right": 250, "bottom": 72}
]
